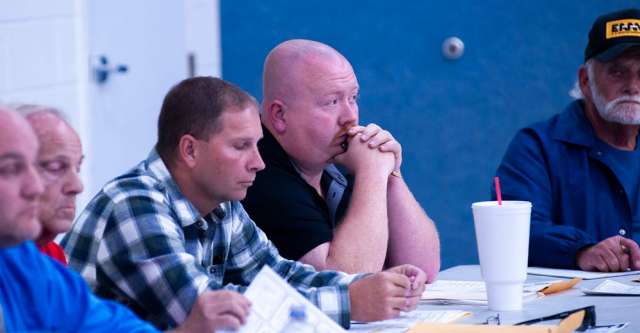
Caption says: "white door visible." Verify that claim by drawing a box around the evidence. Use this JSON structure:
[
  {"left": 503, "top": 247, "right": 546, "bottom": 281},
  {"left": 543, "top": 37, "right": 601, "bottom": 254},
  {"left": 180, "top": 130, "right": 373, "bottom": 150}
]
[{"left": 84, "top": 1, "right": 188, "bottom": 201}]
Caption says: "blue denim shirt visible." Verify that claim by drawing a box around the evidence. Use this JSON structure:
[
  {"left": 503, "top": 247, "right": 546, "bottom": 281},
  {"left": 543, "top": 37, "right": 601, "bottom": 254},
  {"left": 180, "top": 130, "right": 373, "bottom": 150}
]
[{"left": 494, "top": 100, "right": 640, "bottom": 269}]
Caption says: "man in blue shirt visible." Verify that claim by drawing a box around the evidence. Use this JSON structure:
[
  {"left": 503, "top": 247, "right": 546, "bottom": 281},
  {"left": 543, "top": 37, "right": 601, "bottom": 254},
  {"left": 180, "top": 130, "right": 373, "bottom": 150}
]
[
  {"left": 495, "top": 8, "right": 640, "bottom": 271},
  {"left": 0, "top": 106, "right": 249, "bottom": 332}
]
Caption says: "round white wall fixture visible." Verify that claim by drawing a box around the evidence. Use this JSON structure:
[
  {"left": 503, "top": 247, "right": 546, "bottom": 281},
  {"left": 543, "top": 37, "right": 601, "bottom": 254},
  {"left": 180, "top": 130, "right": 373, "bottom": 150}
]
[{"left": 442, "top": 36, "right": 464, "bottom": 60}]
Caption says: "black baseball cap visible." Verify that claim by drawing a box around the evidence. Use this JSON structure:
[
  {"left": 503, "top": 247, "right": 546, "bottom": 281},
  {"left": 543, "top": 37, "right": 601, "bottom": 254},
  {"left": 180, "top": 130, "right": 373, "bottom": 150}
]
[{"left": 585, "top": 8, "right": 640, "bottom": 62}]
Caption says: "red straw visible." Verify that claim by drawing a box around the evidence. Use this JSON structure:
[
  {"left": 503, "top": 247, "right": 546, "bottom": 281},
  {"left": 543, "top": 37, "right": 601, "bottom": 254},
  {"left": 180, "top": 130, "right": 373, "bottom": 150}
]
[{"left": 494, "top": 176, "right": 502, "bottom": 205}]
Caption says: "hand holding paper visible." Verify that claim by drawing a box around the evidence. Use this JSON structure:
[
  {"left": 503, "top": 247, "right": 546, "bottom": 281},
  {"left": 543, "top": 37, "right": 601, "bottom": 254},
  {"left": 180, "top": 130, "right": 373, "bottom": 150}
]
[{"left": 176, "top": 290, "right": 251, "bottom": 333}]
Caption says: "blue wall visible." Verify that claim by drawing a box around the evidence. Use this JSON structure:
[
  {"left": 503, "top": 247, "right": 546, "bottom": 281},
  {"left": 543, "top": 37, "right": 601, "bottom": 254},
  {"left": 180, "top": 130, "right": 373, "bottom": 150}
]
[{"left": 221, "top": 1, "right": 637, "bottom": 269}]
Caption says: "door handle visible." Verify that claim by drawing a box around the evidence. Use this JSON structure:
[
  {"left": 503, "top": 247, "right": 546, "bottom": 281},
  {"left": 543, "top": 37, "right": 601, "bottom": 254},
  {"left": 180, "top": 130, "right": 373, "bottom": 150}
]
[{"left": 93, "top": 55, "right": 128, "bottom": 84}]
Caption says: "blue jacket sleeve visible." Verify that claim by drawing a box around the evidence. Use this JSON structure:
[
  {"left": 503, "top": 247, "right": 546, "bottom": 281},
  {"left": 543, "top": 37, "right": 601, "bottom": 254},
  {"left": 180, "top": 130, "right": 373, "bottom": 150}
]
[
  {"left": 34, "top": 244, "right": 160, "bottom": 332},
  {"left": 494, "top": 129, "right": 597, "bottom": 268},
  {"left": 47, "top": 252, "right": 157, "bottom": 333}
]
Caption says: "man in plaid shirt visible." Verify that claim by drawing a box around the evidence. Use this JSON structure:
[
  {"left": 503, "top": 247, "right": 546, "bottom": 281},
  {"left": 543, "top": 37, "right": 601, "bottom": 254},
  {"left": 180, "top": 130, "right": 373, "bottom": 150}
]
[{"left": 62, "top": 77, "right": 427, "bottom": 330}]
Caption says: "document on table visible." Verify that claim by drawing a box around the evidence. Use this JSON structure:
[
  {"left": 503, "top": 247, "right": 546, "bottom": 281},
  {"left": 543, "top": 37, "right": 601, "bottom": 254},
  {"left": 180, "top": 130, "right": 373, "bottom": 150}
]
[
  {"left": 582, "top": 279, "right": 640, "bottom": 296},
  {"left": 350, "top": 310, "right": 471, "bottom": 333},
  {"left": 233, "top": 265, "right": 346, "bottom": 333},
  {"left": 420, "top": 280, "right": 550, "bottom": 305},
  {"left": 528, "top": 267, "right": 640, "bottom": 280}
]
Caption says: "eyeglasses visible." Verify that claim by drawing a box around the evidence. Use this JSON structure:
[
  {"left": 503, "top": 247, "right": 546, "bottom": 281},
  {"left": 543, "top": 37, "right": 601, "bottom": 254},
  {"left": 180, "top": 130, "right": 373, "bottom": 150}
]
[{"left": 515, "top": 305, "right": 596, "bottom": 331}]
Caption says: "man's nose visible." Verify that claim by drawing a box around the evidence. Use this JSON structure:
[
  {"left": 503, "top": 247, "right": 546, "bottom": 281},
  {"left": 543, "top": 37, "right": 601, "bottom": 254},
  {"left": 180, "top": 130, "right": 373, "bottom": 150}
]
[
  {"left": 623, "top": 73, "right": 640, "bottom": 96},
  {"left": 248, "top": 147, "right": 265, "bottom": 172},
  {"left": 63, "top": 171, "right": 84, "bottom": 195},
  {"left": 339, "top": 101, "right": 358, "bottom": 126}
]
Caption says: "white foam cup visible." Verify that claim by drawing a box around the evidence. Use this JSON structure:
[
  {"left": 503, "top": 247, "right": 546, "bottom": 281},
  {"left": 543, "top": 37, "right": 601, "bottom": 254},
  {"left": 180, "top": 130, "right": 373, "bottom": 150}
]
[{"left": 471, "top": 200, "right": 532, "bottom": 311}]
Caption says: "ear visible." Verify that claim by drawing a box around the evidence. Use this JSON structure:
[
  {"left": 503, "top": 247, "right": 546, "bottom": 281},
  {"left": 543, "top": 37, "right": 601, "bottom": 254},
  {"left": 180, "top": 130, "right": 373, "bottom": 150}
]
[
  {"left": 578, "top": 66, "right": 593, "bottom": 101},
  {"left": 264, "top": 100, "right": 287, "bottom": 134},
  {"left": 177, "top": 134, "right": 199, "bottom": 168}
]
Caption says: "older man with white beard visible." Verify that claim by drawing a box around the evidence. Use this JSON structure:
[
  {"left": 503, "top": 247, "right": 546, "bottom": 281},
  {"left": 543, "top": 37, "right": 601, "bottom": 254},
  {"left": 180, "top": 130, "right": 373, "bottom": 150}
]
[{"left": 494, "top": 8, "right": 640, "bottom": 272}]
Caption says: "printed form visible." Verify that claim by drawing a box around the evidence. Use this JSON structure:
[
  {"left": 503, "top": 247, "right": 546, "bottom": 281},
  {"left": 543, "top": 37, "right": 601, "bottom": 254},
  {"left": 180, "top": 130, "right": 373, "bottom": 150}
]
[{"left": 234, "top": 265, "right": 347, "bottom": 333}]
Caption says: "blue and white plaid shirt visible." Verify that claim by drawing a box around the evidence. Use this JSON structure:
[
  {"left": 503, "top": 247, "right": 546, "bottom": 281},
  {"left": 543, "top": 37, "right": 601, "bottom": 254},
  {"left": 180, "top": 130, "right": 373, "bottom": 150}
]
[{"left": 62, "top": 149, "right": 359, "bottom": 329}]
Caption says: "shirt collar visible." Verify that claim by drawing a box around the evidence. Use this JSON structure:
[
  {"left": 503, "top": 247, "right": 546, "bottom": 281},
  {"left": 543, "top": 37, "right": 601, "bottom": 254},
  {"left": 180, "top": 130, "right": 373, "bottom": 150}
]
[
  {"left": 324, "top": 164, "right": 348, "bottom": 187},
  {"left": 259, "top": 125, "right": 296, "bottom": 172},
  {"left": 144, "top": 149, "right": 226, "bottom": 227},
  {"left": 549, "top": 100, "right": 598, "bottom": 148}
]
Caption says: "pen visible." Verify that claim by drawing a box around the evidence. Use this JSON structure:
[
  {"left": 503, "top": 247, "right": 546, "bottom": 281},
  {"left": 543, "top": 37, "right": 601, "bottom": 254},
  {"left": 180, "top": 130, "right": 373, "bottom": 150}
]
[
  {"left": 620, "top": 243, "right": 632, "bottom": 271},
  {"left": 621, "top": 244, "right": 630, "bottom": 255}
]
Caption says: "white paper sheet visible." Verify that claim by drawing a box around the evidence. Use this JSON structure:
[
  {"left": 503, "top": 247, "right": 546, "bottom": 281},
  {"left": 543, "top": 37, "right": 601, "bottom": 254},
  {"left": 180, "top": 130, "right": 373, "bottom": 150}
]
[
  {"left": 232, "top": 265, "right": 346, "bottom": 333},
  {"left": 527, "top": 267, "right": 640, "bottom": 280},
  {"left": 420, "top": 280, "right": 549, "bottom": 305},
  {"left": 582, "top": 280, "right": 640, "bottom": 296},
  {"left": 350, "top": 310, "right": 470, "bottom": 333}
]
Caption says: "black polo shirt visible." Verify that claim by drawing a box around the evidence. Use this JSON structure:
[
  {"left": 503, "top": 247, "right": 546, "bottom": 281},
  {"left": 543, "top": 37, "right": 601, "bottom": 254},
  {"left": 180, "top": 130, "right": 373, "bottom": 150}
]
[{"left": 242, "top": 126, "right": 353, "bottom": 260}]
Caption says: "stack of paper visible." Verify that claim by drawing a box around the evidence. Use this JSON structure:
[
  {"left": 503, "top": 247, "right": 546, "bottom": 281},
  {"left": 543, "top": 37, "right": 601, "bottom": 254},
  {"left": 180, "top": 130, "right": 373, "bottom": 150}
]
[
  {"left": 350, "top": 310, "right": 471, "bottom": 333},
  {"left": 583, "top": 279, "right": 640, "bottom": 296},
  {"left": 420, "top": 280, "right": 552, "bottom": 305}
]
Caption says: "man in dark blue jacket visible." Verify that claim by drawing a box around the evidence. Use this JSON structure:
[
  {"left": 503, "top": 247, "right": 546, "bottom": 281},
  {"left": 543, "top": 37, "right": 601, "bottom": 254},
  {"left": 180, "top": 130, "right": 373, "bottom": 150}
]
[{"left": 495, "top": 8, "right": 640, "bottom": 271}]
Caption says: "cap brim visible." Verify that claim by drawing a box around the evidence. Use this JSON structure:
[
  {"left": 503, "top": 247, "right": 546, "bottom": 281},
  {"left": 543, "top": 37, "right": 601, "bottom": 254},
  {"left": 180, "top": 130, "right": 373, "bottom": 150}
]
[{"left": 594, "top": 43, "right": 640, "bottom": 62}]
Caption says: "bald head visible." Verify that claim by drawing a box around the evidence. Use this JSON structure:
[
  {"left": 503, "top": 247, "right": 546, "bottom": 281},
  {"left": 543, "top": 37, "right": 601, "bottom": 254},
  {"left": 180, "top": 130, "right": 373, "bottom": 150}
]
[
  {"left": 260, "top": 40, "right": 360, "bottom": 168},
  {"left": 0, "top": 107, "right": 43, "bottom": 247},
  {"left": 22, "top": 109, "right": 79, "bottom": 147},
  {"left": 262, "top": 39, "right": 353, "bottom": 105},
  {"left": 17, "top": 107, "right": 84, "bottom": 246},
  {"left": 12, "top": 104, "right": 77, "bottom": 151},
  {"left": 0, "top": 107, "right": 27, "bottom": 133}
]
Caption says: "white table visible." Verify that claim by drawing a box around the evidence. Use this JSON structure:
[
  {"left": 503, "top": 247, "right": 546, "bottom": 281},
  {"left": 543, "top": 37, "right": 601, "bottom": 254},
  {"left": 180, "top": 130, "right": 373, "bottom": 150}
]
[{"left": 352, "top": 265, "right": 640, "bottom": 331}]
